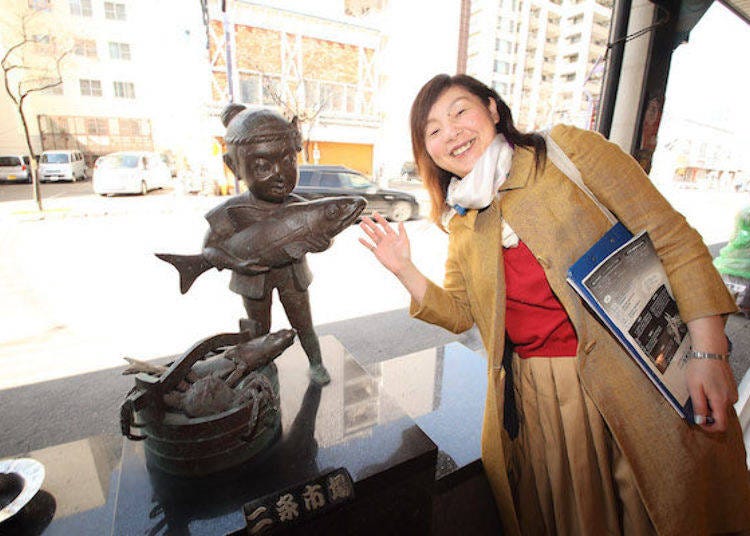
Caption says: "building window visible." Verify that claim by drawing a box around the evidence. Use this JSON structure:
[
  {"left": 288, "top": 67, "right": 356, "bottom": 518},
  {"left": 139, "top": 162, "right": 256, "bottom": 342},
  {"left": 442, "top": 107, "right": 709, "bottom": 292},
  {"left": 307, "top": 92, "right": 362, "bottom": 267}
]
[
  {"left": 494, "top": 60, "right": 511, "bottom": 75},
  {"left": 568, "top": 14, "right": 584, "bottom": 24},
  {"left": 493, "top": 81, "right": 509, "bottom": 96},
  {"left": 80, "top": 79, "right": 102, "bottom": 97},
  {"left": 118, "top": 119, "right": 140, "bottom": 136},
  {"left": 43, "top": 116, "right": 67, "bottom": 133},
  {"left": 261, "top": 75, "right": 281, "bottom": 106},
  {"left": 239, "top": 73, "right": 261, "bottom": 104},
  {"left": 108, "top": 42, "right": 131, "bottom": 60},
  {"left": 304, "top": 79, "right": 321, "bottom": 109},
  {"left": 104, "top": 2, "right": 126, "bottom": 20},
  {"left": 29, "top": 0, "right": 51, "bottom": 10},
  {"left": 86, "top": 118, "right": 109, "bottom": 135},
  {"left": 567, "top": 33, "right": 582, "bottom": 44},
  {"left": 113, "top": 81, "right": 135, "bottom": 99},
  {"left": 565, "top": 53, "right": 579, "bottom": 63},
  {"left": 496, "top": 39, "right": 513, "bottom": 54},
  {"left": 74, "top": 39, "right": 97, "bottom": 58},
  {"left": 320, "top": 82, "right": 346, "bottom": 113},
  {"left": 562, "top": 73, "right": 576, "bottom": 81},
  {"left": 69, "top": 0, "right": 92, "bottom": 16}
]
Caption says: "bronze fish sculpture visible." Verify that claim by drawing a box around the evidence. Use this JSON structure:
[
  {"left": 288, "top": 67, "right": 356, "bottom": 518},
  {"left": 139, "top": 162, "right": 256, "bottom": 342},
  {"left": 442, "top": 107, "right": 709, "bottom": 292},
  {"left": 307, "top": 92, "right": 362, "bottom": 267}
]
[
  {"left": 156, "top": 196, "right": 366, "bottom": 294},
  {"left": 198, "top": 328, "right": 296, "bottom": 387},
  {"left": 122, "top": 329, "right": 296, "bottom": 387}
]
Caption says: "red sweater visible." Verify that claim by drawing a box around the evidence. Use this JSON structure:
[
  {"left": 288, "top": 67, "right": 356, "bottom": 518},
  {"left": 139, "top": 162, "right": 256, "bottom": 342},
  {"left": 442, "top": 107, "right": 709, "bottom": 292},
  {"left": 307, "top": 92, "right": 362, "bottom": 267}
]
[{"left": 503, "top": 241, "right": 578, "bottom": 358}]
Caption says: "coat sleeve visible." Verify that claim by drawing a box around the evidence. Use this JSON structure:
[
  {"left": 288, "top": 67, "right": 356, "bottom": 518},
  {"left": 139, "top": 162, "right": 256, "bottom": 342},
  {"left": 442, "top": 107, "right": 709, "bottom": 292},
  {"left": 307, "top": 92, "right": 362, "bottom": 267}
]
[
  {"left": 409, "top": 228, "right": 475, "bottom": 334},
  {"left": 550, "top": 124, "right": 737, "bottom": 322}
]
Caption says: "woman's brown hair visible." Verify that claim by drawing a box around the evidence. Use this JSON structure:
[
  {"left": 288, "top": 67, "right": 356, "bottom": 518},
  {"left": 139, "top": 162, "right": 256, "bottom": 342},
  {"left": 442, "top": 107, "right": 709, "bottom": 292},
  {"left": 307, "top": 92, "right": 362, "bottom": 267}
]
[{"left": 410, "top": 74, "right": 546, "bottom": 229}]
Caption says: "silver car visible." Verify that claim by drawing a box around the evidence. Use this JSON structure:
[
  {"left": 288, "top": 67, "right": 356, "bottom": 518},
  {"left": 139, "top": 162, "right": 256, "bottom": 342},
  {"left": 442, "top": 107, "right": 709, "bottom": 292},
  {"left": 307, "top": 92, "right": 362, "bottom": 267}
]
[
  {"left": 0, "top": 155, "right": 31, "bottom": 183},
  {"left": 93, "top": 151, "right": 171, "bottom": 195}
]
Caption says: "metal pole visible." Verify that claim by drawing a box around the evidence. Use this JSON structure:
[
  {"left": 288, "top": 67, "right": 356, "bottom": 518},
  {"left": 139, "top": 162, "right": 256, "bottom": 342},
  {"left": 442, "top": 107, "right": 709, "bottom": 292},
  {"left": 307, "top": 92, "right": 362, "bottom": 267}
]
[
  {"left": 596, "top": 0, "right": 632, "bottom": 138},
  {"left": 221, "top": 0, "right": 240, "bottom": 193},
  {"left": 221, "top": 0, "right": 235, "bottom": 104}
]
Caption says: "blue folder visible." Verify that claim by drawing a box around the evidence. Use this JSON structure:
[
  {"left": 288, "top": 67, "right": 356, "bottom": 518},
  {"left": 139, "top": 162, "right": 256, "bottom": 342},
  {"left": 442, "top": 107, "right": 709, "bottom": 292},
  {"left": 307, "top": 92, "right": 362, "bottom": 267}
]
[{"left": 567, "top": 222, "right": 693, "bottom": 420}]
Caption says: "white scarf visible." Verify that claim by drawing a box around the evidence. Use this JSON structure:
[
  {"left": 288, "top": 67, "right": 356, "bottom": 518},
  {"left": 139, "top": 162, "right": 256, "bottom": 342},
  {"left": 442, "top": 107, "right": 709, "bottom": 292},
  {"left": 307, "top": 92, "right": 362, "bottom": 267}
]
[{"left": 443, "top": 134, "right": 519, "bottom": 247}]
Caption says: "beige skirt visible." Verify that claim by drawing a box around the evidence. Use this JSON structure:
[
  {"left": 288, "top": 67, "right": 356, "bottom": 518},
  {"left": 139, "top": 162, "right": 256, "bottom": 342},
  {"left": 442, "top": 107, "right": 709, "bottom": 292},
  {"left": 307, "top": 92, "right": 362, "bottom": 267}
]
[{"left": 508, "top": 354, "right": 656, "bottom": 536}]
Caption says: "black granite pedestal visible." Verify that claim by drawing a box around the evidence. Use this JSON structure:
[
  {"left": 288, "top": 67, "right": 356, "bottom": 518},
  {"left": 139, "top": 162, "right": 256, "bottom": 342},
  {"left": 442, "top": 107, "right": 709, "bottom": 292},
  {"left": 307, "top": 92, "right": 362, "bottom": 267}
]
[
  {"left": 3, "top": 338, "right": 503, "bottom": 535},
  {"left": 369, "top": 342, "right": 503, "bottom": 535}
]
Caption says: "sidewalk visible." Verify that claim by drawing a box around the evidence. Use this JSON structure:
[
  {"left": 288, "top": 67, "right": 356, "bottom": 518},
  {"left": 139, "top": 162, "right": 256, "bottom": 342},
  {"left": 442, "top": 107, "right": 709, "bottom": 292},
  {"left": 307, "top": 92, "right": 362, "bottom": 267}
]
[{"left": 0, "top": 189, "right": 223, "bottom": 222}]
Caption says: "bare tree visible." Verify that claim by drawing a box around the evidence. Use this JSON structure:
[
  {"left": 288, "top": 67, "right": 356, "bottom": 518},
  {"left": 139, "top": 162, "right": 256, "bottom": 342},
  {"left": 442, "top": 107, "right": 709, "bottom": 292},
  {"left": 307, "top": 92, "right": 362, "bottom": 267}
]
[
  {"left": 1, "top": 4, "right": 70, "bottom": 212},
  {"left": 261, "top": 76, "right": 329, "bottom": 163}
]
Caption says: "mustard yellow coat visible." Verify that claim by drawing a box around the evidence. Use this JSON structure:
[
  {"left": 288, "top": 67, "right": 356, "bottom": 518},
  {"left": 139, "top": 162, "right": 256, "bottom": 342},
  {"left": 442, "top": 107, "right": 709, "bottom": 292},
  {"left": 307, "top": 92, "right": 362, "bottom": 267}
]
[{"left": 411, "top": 125, "right": 750, "bottom": 536}]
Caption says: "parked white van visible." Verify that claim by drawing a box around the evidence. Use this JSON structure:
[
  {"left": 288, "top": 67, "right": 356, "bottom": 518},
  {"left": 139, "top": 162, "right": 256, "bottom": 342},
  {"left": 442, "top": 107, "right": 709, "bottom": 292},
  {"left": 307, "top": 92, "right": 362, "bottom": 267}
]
[
  {"left": 39, "top": 150, "right": 87, "bottom": 182},
  {"left": 93, "top": 151, "right": 171, "bottom": 196}
]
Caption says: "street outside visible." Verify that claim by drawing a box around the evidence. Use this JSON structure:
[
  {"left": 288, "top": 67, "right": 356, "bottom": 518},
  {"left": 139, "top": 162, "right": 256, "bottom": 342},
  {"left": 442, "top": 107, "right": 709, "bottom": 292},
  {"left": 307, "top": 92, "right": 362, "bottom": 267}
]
[{"left": 1, "top": 177, "right": 749, "bottom": 459}]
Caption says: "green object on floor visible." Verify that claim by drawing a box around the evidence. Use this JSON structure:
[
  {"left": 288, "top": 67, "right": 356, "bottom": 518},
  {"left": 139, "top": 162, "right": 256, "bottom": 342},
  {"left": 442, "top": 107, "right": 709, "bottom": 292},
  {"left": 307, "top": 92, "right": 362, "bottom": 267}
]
[{"left": 714, "top": 206, "right": 750, "bottom": 279}]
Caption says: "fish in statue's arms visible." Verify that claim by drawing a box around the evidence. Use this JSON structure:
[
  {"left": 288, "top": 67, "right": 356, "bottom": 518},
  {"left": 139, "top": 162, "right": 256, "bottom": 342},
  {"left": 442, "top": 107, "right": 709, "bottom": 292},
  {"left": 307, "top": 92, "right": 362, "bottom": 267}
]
[{"left": 156, "top": 196, "right": 366, "bottom": 294}]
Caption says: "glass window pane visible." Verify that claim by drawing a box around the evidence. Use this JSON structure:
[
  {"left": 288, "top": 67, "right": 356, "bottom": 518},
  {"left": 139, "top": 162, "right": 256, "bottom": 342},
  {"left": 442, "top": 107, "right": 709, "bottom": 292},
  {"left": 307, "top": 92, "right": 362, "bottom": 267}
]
[{"left": 320, "top": 173, "right": 341, "bottom": 187}]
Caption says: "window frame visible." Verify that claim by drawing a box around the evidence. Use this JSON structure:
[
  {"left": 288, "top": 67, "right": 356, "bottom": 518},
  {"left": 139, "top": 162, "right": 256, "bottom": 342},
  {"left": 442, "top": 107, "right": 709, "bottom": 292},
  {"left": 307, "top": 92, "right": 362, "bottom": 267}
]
[
  {"left": 113, "top": 81, "right": 136, "bottom": 99},
  {"left": 104, "top": 1, "right": 126, "bottom": 20},
  {"left": 80, "top": 78, "right": 103, "bottom": 97},
  {"left": 74, "top": 38, "right": 97, "bottom": 58},
  {"left": 69, "top": 0, "right": 93, "bottom": 17},
  {"left": 108, "top": 41, "right": 131, "bottom": 61}
]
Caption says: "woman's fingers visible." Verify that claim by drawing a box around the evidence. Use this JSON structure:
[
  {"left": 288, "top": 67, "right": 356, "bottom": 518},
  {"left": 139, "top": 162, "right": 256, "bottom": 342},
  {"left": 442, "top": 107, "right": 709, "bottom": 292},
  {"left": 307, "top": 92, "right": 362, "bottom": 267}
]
[
  {"left": 359, "top": 220, "right": 380, "bottom": 244},
  {"left": 686, "top": 360, "right": 734, "bottom": 432},
  {"left": 360, "top": 213, "right": 401, "bottom": 247},
  {"left": 358, "top": 237, "right": 375, "bottom": 251},
  {"left": 373, "top": 212, "right": 396, "bottom": 234}
]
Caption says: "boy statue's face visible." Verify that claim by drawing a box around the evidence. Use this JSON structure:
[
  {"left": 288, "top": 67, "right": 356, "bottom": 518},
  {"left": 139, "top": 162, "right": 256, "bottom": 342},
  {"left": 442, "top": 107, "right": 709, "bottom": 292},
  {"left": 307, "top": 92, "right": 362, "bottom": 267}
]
[{"left": 230, "top": 137, "right": 298, "bottom": 203}]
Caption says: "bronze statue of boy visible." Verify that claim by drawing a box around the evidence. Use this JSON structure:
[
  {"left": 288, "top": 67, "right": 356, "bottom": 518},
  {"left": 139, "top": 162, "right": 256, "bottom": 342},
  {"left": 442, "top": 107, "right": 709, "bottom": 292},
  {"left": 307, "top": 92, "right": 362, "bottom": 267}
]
[{"left": 203, "top": 104, "right": 331, "bottom": 385}]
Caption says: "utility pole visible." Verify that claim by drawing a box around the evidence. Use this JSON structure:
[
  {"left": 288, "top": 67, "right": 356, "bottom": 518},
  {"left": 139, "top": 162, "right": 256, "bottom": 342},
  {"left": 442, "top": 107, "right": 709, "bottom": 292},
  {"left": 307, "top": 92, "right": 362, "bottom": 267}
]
[
  {"left": 221, "top": 0, "right": 239, "bottom": 193},
  {"left": 221, "top": 0, "right": 235, "bottom": 104}
]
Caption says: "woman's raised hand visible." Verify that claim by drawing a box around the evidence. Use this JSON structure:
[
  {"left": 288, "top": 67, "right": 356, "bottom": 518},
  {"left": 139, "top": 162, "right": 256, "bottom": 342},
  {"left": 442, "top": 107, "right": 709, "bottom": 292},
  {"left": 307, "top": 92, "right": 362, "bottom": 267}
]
[
  {"left": 358, "top": 213, "right": 412, "bottom": 276},
  {"left": 359, "top": 213, "right": 428, "bottom": 304}
]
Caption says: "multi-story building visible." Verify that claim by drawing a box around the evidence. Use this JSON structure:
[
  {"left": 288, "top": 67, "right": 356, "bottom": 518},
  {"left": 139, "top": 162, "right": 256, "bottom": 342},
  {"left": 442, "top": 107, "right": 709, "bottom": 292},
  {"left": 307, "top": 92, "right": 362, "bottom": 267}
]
[
  {"left": 0, "top": 0, "right": 385, "bottom": 176},
  {"left": 205, "top": 0, "right": 383, "bottom": 175},
  {"left": 651, "top": 118, "right": 744, "bottom": 189},
  {"left": 461, "top": 0, "right": 611, "bottom": 131},
  {"left": 0, "top": 0, "right": 209, "bottom": 167}
]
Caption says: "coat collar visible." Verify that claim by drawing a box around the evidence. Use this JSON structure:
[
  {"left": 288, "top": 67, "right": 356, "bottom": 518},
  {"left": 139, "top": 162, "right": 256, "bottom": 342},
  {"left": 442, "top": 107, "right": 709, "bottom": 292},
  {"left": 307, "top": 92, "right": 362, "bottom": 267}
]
[
  {"left": 499, "top": 145, "right": 535, "bottom": 192},
  {"left": 449, "top": 145, "right": 535, "bottom": 231}
]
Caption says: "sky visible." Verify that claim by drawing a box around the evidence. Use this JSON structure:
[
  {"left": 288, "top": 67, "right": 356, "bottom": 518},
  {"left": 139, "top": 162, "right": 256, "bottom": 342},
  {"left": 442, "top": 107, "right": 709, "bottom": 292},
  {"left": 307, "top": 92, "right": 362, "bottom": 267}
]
[
  {"left": 375, "top": 0, "right": 462, "bottom": 176},
  {"left": 658, "top": 2, "right": 750, "bottom": 166}
]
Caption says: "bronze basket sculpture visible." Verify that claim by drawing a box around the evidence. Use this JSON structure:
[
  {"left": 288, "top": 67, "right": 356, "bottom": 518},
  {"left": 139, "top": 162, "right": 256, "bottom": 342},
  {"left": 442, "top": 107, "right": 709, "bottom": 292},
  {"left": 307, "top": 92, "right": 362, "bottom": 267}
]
[{"left": 120, "top": 330, "right": 293, "bottom": 476}]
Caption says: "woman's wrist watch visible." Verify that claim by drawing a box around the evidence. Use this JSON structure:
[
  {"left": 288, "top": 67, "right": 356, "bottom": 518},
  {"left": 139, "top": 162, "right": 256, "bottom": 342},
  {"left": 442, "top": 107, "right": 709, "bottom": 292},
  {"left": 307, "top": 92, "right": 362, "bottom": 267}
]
[{"left": 685, "top": 337, "right": 732, "bottom": 363}]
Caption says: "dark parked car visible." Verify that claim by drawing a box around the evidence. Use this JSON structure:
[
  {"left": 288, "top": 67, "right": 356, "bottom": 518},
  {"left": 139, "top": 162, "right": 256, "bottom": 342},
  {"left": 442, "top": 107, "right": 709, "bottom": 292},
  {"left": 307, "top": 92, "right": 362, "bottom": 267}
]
[{"left": 295, "top": 165, "right": 420, "bottom": 222}]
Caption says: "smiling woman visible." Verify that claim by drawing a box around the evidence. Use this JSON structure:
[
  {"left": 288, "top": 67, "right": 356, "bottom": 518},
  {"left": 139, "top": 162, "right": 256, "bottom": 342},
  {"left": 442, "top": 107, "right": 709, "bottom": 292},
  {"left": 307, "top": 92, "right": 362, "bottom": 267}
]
[{"left": 358, "top": 73, "right": 750, "bottom": 536}]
